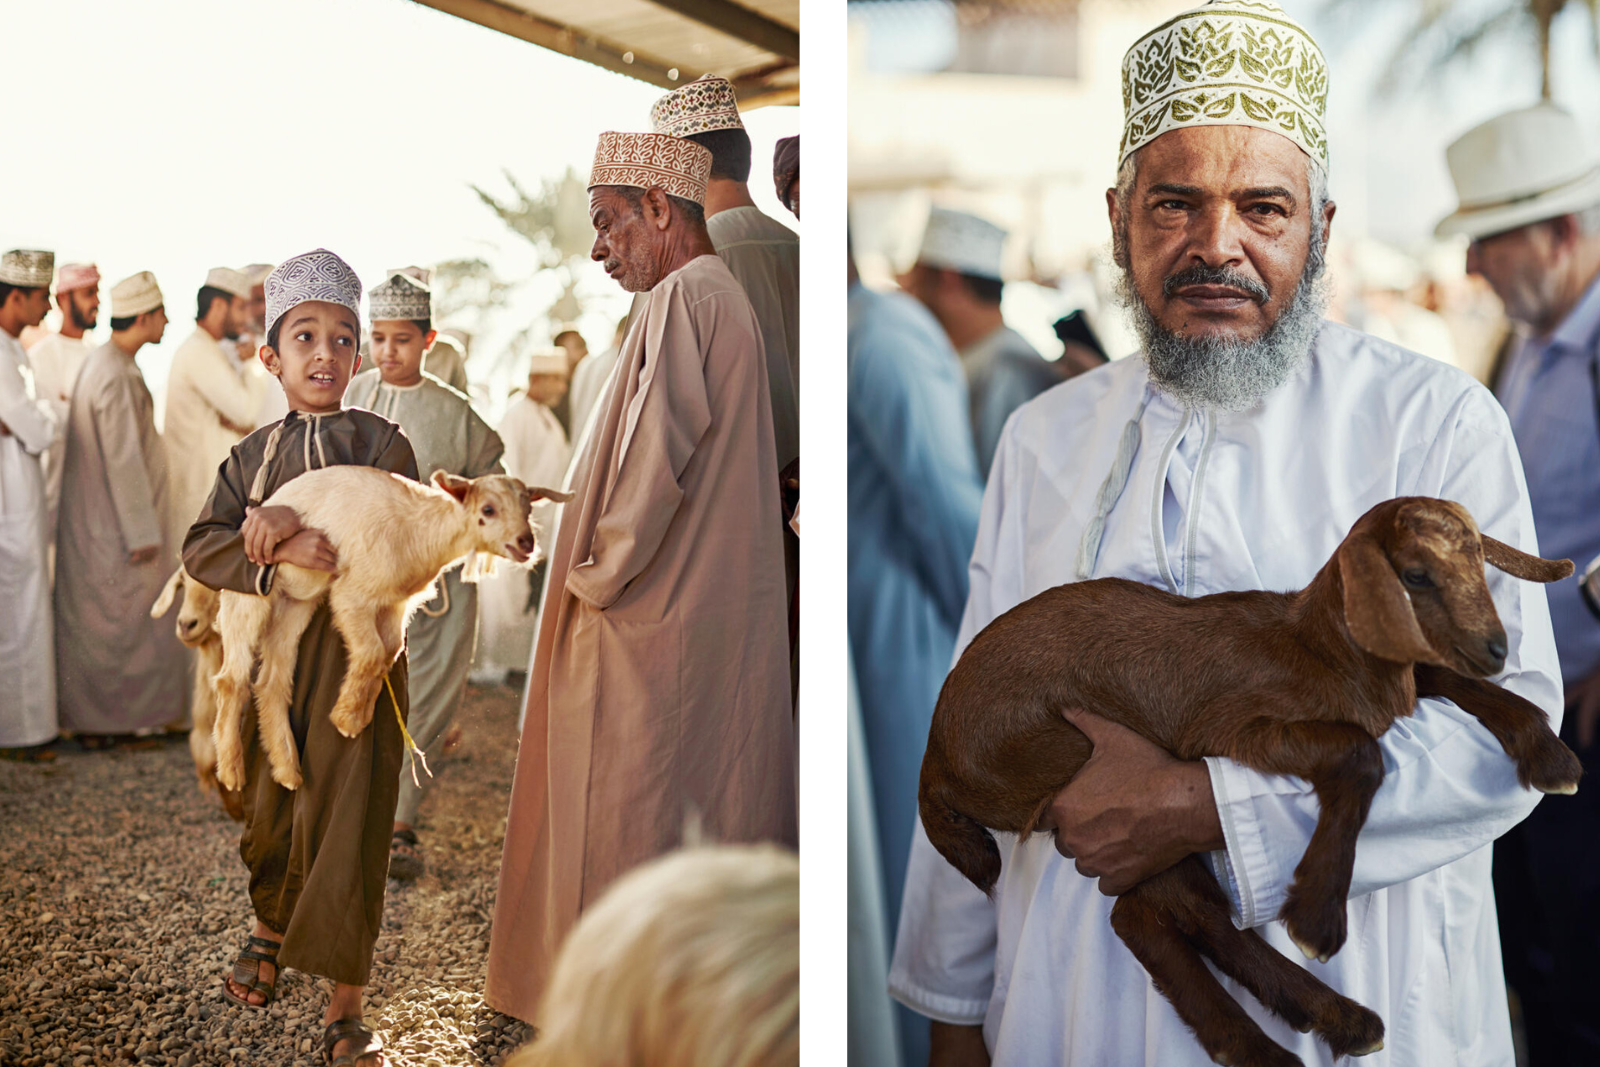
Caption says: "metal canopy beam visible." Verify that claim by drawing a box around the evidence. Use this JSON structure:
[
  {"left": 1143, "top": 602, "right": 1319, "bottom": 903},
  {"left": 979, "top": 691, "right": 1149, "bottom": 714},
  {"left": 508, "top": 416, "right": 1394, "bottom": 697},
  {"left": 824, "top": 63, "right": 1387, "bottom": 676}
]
[
  {"left": 408, "top": 0, "right": 700, "bottom": 90},
  {"left": 640, "top": 0, "right": 799, "bottom": 59}
]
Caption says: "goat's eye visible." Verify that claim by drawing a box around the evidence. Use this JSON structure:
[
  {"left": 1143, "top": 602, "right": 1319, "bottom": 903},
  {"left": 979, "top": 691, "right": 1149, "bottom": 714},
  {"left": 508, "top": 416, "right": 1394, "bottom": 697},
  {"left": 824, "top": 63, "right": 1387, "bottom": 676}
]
[
  {"left": 1402, "top": 568, "right": 1434, "bottom": 589},
  {"left": 481, "top": 504, "right": 496, "bottom": 517}
]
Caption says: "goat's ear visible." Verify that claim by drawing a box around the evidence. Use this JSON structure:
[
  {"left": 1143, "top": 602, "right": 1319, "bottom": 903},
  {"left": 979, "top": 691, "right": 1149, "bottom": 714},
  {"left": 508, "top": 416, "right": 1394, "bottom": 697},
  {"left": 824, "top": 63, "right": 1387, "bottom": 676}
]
[
  {"left": 151, "top": 568, "right": 184, "bottom": 619},
  {"left": 527, "top": 484, "right": 574, "bottom": 504},
  {"left": 1482, "top": 535, "right": 1574, "bottom": 583},
  {"left": 1338, "top": 535, "right": 1441, "bottom": 665},
  {"left": 431, "top": 469, "right": 473, "bottom": 503}
]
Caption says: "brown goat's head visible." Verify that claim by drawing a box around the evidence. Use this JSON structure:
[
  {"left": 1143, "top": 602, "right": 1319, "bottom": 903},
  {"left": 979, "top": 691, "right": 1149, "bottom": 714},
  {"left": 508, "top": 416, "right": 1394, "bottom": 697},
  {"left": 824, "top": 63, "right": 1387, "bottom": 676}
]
[
  {"left": 150, "top": 566, "right": 220, "bottom": 648},
  {"left": 431, "top": 470, "right": 574, "bottom": 565},
  {"left": 1336, "top": 497, "right": 1571, "bottom": 676}
]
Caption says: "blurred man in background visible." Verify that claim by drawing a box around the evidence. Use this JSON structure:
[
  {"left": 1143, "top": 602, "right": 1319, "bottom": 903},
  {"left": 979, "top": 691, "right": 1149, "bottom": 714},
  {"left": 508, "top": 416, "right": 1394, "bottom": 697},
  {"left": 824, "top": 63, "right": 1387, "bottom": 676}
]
[
  {"left": 163, "top": 267, "right": 265, "bottom": 558},
  {"left": 849, "top": 236, "right": 983, "bottom": 1067},
  {"left": 1438, "top": 102, "right": 1600, "bottom": 1067},
  {"left": 902, "top": 207, "right": 1057, "bottom": 477}
]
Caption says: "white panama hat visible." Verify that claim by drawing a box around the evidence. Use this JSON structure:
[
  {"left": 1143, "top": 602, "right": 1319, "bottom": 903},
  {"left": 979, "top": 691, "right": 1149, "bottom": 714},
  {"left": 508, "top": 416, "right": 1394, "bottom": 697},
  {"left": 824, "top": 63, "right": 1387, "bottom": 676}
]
[{"left": 1436, "top": 104, "right": 1600, "bottom": 241}]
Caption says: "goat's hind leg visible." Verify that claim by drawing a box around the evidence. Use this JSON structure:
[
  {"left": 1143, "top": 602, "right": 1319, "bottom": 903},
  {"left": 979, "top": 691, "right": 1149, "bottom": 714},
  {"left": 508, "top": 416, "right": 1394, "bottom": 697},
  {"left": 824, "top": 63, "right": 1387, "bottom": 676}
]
[
  {"left": 1112, "top": 876, "right": 1304, "bottom": 1067},
  {"left": 1164, "top": 856, "right": 1385, "bottom": 1059},
  {"left": 251, "top": 596, "right": 320, "bottom": 790},
  {"left": 212, "top": 595, "right": 268, "bottom": 793},
  {"left": 1414, "top": 664, "right": 1582, "bottom": 794}
]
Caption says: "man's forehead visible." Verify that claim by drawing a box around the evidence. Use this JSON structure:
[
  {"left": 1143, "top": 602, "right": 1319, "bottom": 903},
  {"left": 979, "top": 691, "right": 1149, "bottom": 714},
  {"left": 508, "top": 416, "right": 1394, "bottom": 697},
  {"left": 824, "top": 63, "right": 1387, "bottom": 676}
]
[{"left": 1137, "top": 126, "right": 1312, "bottom": 195}]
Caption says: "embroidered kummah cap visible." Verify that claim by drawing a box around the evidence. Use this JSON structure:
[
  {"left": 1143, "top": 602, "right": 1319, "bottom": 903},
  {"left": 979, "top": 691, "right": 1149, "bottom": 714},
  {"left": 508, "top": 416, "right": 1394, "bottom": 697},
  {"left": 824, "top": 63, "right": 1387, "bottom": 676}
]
[
  {"left": 110, "top": 272, "right": 164, "bottom": 318},
  {"left": 1120, "top": 0, "right": 1329, "bottom": 170},
  {"left": 54, "top": 263, "right": 100, "bottom": 294},
  {"left": 650, "top": 74, "right": 745, "bottom": 138},
  {"left": 265, "top": 249, "right": 363, "bottom": 336},
  {"left": 369, "top": 269, "right": 433, "bottom": 322},
  {"left": 588, "top": 131, "right": 714, "bottom": 206},
  {"left": 527, "top": 348, "right": 569, "bottom": 377},
  {"left": 0, "top": 249, "right": 55, "bottom": 288},
  {"left": 1435, "top": 104, "right": 1600, "bottom": 240},
  {"left": 917, "top": 207, "right": 1008, "bottom": 281},
  {"left": 204, "top": 267, "right": 253, "bottom": 300}
]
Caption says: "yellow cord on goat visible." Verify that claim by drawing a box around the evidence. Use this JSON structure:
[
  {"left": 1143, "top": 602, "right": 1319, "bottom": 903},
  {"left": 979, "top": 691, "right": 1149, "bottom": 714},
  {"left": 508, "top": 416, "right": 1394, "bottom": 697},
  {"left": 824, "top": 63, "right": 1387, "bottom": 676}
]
[{"left": 385, "top": 672, "right": 432, "bottom": 787}]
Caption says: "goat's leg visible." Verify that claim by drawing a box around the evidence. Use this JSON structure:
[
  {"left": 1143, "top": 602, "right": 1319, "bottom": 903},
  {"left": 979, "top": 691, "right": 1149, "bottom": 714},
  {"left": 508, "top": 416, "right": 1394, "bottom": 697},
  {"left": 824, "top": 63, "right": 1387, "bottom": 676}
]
[
  {"left": 326, "top": 590, "right": 391, "bottom": 740},
  {"left": 1414, "top": 664, "right": 1582, "bottom": 794},
  {"left": 1112, "top": 874, "right": 1304, "bottom": 1067},
  {"left": 251, "top": 596, "right": 320, "bottom": 790},
  {"left": 1160, "top": 856, "right": 1386, "bottom": 1059},
  {"left": 190, "top": 660, "right": 219, "bottom": 795},
  {"left": 1227, "top": 719, "right": 1385, "bottom": 964},
  {"left": 212, "top": 595, "right": 269, "bottom": 793}
]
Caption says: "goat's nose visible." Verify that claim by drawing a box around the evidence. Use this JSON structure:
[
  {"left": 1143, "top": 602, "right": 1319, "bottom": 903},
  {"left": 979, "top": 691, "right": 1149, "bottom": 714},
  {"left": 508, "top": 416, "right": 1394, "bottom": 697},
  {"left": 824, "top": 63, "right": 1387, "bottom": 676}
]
[
  {"left": 1484, "top": 635, "right": 1508, "bottom": 671},
  {"left": 516, "top": 533, "right": 535, "bottom": 554},
  {"left": 181, "top": 619, "right": 198, "bottom": 633}
]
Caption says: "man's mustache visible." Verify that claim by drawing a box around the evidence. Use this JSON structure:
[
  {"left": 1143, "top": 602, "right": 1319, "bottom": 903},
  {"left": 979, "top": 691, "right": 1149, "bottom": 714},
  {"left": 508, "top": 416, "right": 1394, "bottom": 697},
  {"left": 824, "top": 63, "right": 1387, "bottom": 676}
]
[{"left": 1163, "top": 265, "right": 1269, "bottom": 305}]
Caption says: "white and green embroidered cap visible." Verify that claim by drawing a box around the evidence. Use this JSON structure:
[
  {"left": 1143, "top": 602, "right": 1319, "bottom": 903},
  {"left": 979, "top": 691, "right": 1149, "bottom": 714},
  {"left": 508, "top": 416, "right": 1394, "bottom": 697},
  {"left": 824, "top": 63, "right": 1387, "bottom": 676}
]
[{"left": 1120, "top": 0, "right": 1329, "bottom": 170}]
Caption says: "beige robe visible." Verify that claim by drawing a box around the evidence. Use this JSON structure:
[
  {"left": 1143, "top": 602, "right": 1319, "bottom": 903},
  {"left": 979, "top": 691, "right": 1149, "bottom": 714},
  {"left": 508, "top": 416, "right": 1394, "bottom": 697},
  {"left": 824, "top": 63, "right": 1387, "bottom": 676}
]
[
  {"left": 485, "top": 255, "right": 797, "bottom": 1022},
  {"left": 708, "top": 205, "right": 799, "bottom": 470},
  {"left": 26, "top": 331, "right": 89, "bottom": 545},
  {"left": 162, "top": 327, "right": 268, "bottom": 559},
  {"left": 54, "top": 341, "right": 186, "bottom": 734}
]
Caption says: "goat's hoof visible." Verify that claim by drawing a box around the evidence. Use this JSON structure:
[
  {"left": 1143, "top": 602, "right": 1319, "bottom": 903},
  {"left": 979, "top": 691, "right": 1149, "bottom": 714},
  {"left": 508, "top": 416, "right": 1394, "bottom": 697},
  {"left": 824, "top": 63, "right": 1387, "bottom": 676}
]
[
  {"left": 1349, "top": 1039, "right": 1384, "bottom": 1057},
  {"left": 1320, "top": 999, "right": 1385, "bottom": 1059},
  {"left": 328, "top": 708, "right": 362, "bottom": 739},
  {"left": 270, "top": 765, "right": 302, "bottom": 791},
  {"left": 1281, "top": 895, "right": 1346, "bottom": 964},
  {"left": 1521, "top": 733, "right": 1584, "bottom": 794}
]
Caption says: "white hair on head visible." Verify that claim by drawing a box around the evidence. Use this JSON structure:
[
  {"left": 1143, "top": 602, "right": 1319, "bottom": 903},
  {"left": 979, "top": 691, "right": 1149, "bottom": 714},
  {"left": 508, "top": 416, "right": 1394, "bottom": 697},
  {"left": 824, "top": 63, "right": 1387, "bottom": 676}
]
[
  {"left": 506, "top": 844, "right": 799, "bottom": 1067},
  {"left": 1112, "top": 144, "right": 1332, "bottom": 412}
]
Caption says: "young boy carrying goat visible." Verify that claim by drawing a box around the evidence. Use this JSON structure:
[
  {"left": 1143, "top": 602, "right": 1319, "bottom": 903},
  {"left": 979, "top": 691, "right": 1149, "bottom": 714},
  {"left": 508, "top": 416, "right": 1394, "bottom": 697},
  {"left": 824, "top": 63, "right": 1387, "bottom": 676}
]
[{"left": 181, "top": 250, "right": 410, "bottom": 1067}]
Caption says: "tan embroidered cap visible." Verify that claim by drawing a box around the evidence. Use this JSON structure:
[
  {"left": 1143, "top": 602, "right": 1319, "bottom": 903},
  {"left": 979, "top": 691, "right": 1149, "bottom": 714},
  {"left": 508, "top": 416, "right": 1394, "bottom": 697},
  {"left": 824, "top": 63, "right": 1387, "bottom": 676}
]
[
  {"left": 588, "top": 131, "right": 713, "bottom": 206},
  {"left": 0, "top": 249, "right": 55, "bottom": 288},
  {"left": 205, "top": 267, "right": 253, "bottom": 300},
  {"left": 650, "top": 74, "right": 745, "bottom": 138}
]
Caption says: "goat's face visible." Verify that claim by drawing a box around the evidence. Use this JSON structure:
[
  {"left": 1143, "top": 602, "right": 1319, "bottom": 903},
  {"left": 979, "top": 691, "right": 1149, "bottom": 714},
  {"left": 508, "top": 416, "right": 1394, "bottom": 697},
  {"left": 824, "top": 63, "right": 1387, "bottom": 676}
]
[
  {"left": 1337, "top": 498, "right": 1572, "bottom": 676},
  {"left": 431, "top": 470, "right": 573, "bottom": 565},
  {"left": 150, "top": 566, "right": 220, "bottom": 647}
]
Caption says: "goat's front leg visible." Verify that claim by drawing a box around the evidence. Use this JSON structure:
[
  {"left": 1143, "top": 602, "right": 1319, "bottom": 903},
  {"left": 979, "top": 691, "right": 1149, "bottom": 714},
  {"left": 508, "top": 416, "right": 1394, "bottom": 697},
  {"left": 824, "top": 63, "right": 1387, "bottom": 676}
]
[
  {"left": 1227, "top": 718, "right": 1384, "bottom": 964},
  {"left": 1112, "top": 869, "right": 1305, "bottom": 1067},
  {"left": 326, "top": 589, "right": 392, "bottom": 739},
  {"left": 1414, "top": 664, "right": 1582, "bottom": 794},
  {"left": 251, "top": 596, "right": 320, "bottom": 790}
]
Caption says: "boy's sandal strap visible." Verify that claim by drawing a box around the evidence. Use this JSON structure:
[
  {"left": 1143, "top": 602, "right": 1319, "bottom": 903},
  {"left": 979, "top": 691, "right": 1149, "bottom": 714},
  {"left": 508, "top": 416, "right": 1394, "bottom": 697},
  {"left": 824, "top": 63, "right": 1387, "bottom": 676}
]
[{"left": 323, "top": 1019, "right": 383, "bottom": 1067}]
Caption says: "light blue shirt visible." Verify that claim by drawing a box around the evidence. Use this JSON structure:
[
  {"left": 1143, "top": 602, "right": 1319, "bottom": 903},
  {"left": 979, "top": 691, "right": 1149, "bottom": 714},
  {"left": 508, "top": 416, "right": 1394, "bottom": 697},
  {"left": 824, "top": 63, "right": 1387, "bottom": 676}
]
[{"left": 1496, "top": 272, "right": 1600, "bottom": 685}]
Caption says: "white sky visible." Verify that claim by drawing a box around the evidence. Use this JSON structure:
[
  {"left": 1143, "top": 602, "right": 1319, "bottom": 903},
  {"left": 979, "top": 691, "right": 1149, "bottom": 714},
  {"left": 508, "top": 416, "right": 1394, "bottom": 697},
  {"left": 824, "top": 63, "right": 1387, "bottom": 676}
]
[{"left": 3, "top": 0, "right": 798, "bottom": 415}]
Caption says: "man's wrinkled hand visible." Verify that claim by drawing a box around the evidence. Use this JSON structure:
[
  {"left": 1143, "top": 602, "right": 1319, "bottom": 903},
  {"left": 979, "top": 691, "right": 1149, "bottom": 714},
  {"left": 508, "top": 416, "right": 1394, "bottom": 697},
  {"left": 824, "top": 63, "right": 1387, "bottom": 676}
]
[
  {"left": 1567, "top": 667, "right": 1600, "bottom": 750},
  {"left": 241, "top": 504, "right": 303, "bottom": 566},
  {"left": 1047, "top": 706, "right": 1223, "bottom": 896},
  {"left": 269, "top": 529, "right": 337, "bottom": 573}
]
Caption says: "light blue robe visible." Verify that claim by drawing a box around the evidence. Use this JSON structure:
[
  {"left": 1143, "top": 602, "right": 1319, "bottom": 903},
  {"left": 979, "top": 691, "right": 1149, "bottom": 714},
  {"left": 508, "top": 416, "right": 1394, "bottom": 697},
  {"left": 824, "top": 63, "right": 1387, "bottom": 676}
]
[{"left": 848, "top": 281, "right": 983, "bottom": 1066}]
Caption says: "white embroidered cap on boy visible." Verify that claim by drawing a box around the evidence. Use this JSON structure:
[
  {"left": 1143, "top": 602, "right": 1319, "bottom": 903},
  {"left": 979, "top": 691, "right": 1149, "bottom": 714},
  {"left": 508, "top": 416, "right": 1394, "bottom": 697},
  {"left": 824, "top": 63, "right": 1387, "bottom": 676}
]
[{"left": 265, "top": 249, "right": 363, "bottom": 336}]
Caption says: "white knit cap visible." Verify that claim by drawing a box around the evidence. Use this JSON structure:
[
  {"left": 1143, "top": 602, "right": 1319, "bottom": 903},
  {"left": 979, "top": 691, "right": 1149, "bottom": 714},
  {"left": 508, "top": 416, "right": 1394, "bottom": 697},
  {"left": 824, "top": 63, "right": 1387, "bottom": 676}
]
[
  {"left": 917, "top": 207, "right": 1007, "bottom": 280},
  {"left": 110, "top": 271, "right": 164, "bottom": 318},
  {"left": 0, "top": 249, "right": 55, "bottom": 288},
  {"left": 205, "top": 267, "right": 253, "bottom": 300}
]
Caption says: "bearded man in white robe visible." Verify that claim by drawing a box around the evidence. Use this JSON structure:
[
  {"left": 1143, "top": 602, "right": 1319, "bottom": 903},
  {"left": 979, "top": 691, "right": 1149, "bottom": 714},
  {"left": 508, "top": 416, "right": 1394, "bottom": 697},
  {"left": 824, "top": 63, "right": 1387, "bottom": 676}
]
[
  {"left": 163, "top": 267, "right": 267, "bottom": 557},
  {"left": 27, "top": 261, "right": 99, "bottom": 548},
  {"left": 889, "top": 4, "right": 1559, "bottom": 1066}
]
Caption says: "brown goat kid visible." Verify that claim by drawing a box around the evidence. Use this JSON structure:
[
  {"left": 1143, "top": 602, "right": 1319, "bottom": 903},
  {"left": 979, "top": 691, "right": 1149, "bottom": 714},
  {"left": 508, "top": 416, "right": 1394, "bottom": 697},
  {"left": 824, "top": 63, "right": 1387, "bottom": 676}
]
[{"left": 920, "top": 496, "right": 1583, "bottom": 1067}]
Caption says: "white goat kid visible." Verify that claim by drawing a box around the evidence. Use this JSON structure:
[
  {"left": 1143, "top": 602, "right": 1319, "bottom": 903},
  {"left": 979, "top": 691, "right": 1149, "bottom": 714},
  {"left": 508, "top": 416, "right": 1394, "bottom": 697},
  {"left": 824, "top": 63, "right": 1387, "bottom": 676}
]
[
  {"left": 213, "top": 467, "right": 568, "bottom": 793},
  {"left": 151, "top": 565, "right": 244, "bottom": 820}
]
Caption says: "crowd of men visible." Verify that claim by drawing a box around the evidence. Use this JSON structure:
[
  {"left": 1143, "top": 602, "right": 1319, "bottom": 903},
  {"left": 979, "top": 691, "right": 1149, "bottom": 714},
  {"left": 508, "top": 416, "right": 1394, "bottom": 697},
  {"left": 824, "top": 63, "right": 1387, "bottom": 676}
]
[
  {"left": 2, "top": 73, "right": 801, "bottom": 1067},
  {"left": 849, "top": 2, "right": 1600, "bottom": 1065}
]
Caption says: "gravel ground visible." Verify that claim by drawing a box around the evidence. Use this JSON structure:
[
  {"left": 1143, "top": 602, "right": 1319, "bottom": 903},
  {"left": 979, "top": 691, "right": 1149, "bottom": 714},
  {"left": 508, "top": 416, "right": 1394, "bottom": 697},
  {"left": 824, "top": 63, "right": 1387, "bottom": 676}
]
[{"left": 0, "top": 681, "right": 534, "bottom": 1067}]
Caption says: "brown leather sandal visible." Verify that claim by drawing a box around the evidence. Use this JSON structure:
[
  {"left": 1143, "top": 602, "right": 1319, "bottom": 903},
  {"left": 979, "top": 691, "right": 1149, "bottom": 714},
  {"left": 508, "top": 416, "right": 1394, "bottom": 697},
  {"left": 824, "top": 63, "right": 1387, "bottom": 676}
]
[
  {"left": 323, "top": 1018, "right": 384, "bottom": 1067},
  {"left": 221, "top": 934, "right": 280, "bottom": 1009}
]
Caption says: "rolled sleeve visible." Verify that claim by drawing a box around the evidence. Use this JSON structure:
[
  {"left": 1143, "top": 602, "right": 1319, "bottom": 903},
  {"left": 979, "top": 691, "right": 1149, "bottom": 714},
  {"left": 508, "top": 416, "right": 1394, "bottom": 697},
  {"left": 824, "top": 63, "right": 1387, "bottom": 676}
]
[{"left": 888, "top": 821, "right": 998, "bottom": 1025}]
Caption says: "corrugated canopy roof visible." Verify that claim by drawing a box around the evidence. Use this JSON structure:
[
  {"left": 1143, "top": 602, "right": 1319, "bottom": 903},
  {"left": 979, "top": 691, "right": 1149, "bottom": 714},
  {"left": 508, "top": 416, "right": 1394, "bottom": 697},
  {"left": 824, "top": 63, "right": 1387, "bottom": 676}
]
[{"left": 409, "top": 0, "right": 798, "bottom": 107}]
